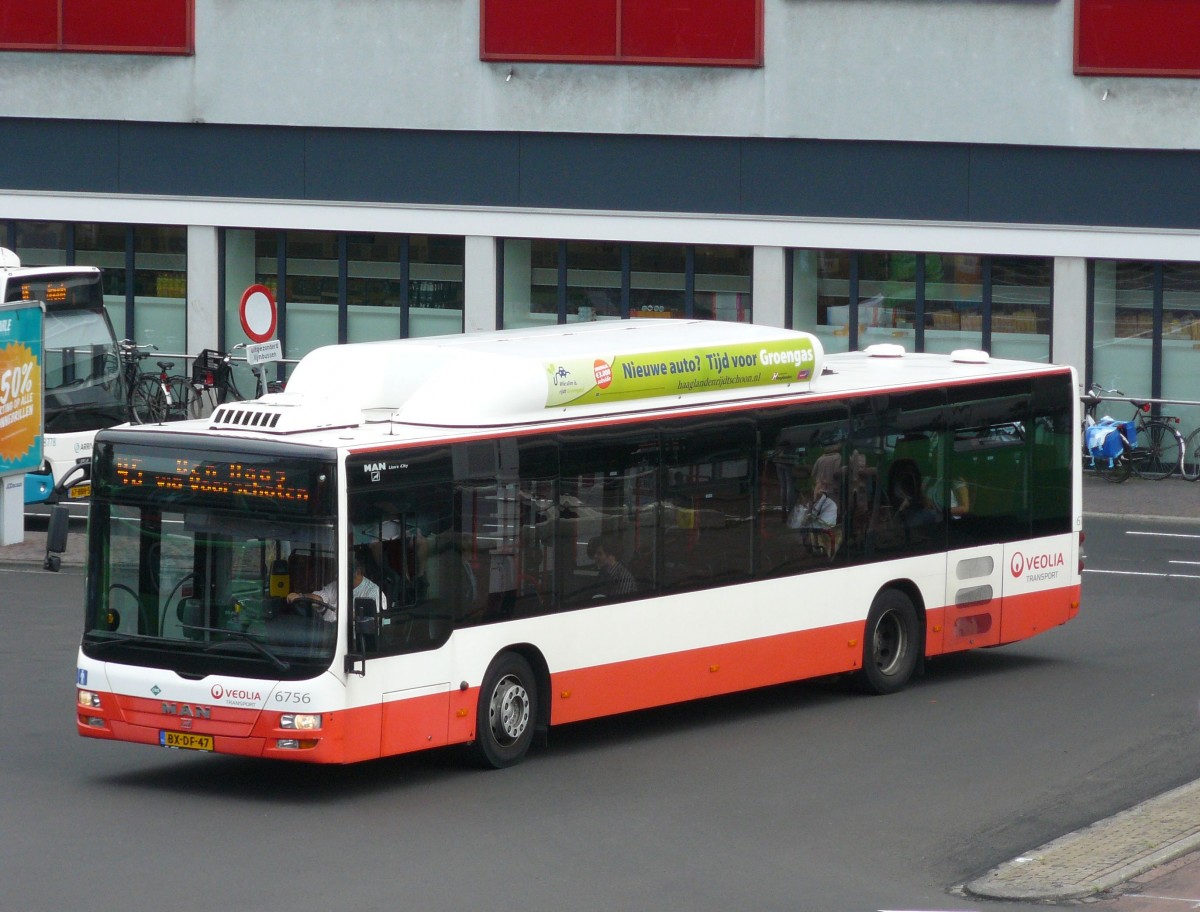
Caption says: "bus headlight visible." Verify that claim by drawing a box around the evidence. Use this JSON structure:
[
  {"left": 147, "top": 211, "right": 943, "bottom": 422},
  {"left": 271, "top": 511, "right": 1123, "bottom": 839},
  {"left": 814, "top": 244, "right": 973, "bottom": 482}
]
[
  {"left": 77, "top": 689, "right": 101, "bottom": 709},
  {"left": 280, "top": 713, "right": 322, "bottom": 731}
]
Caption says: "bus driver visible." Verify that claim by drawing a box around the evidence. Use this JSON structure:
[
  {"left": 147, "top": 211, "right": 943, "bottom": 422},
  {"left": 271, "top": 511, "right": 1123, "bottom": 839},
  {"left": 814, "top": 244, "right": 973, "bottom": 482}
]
[{"left": 287, "top": 554, "right": 385, "bottom": 621}]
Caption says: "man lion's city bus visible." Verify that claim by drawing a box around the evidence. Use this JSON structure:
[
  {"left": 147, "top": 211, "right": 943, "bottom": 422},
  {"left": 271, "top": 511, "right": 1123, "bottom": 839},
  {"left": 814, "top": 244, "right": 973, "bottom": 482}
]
[
  {"left": 76, "top": 320, "right": 1081, "bottom": 767},
  {"left": 0, "top": 249, "right": 126, "bottom": 503}
]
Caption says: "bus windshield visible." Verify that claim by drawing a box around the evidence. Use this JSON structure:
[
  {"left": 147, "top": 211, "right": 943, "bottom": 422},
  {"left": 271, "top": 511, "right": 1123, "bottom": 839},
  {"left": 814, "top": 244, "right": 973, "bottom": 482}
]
[
  {"left": 44, "top": 306, "right": 125, "bottom": 433},
  {"left": 84, "top": 440, "right": 339, "bottom": 680},
  {"left": 4, "top": 270, "right": 125, "bottom": 434}
]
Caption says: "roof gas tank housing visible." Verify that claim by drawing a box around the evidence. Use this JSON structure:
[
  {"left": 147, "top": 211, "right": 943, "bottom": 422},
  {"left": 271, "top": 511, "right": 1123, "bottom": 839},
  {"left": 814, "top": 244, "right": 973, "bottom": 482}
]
[{"left": 213, "top": 320, "right": 826, "bottom": 434}]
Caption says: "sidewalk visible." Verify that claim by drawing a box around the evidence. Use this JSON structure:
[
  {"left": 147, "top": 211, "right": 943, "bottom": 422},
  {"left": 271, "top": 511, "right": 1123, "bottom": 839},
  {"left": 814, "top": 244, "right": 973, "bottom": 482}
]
[
  {"left": 1082, "top": 471, "right": 1200, "bottom": 522},
  {"left": 964, "top": 780, "right": 1200, "bottom": 903},
  {"left": 0, "top": 514, "right": 87, "bottom": 569}
]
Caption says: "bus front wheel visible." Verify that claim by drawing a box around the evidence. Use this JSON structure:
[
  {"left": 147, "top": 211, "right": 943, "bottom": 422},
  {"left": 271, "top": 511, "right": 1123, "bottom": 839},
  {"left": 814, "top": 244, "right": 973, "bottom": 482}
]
[
  {"left": 859, "top": 589, "right": 920, "bottom": 695},
  {"left": 472, "top": 652, "right": 538, "bottom": 769}
]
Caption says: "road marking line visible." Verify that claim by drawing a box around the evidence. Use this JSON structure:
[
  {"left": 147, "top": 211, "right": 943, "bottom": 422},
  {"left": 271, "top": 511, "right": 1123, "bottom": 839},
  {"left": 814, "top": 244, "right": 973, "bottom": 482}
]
[
  {"left": 1123, "top": 895, "right": 1200, "bottom": 907},
  {"left": 1085, "top": 568, "right": 1200, "bottom": 579},
  {"left": 1126, "top": 531, "right": 1200, "bottom": 540}
]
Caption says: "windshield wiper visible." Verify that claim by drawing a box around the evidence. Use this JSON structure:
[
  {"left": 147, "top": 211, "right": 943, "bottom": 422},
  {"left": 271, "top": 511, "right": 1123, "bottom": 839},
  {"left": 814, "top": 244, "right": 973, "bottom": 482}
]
[
  {"left": 83, "top": 632, "right": 146, "bottom": 652},
  {"left": 182, "top": 624, "right": 291, "bottom": 672}
]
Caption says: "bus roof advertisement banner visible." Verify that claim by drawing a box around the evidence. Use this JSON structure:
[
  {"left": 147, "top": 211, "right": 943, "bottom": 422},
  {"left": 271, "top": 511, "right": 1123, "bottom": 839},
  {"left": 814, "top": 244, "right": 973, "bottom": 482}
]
[
  {"left": 0, "top": 300, "right": 42, "bottom": 475},
  {"left": 544, "top": 338, "right": 817, "bottom": 408}
]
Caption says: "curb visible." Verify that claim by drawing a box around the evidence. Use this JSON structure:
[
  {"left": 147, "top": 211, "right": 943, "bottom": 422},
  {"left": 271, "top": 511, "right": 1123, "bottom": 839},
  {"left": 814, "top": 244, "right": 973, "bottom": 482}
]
[{"left": 963, "top": 779, "right": 1200, "bottom": 902}]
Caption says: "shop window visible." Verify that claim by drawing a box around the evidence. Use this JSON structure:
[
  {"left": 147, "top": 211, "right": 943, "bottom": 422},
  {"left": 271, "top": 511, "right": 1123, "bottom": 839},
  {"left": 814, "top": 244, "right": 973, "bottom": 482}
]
[
  {"left": 989, "top": 257, "right": 1051, "bottom": 363},
  {"left": 1091, "top": 259, "right": 1153, "bottom": 399},
  {"left": 858, "top": 253, "right": 921, "bottom": 348},
  {"left": 790, "top": 250, "right": 851, "bottom": 355},
  {"left": 791, "top": 249, "right": 1051, "bottom": 362},
  {"left": 502, "top": 239, "right": 751, "bottom": 329},
  {"left": 5, "top": 219, "right": 185, "bottom": 351},
  {"left": 923, "top": 254, "right": 982, "bottom": 356},
  {"left": 0, "top": 0, "right": 193, "bottom": 55},
  {"left": 224, "top": 229, "right": 464, "bottom": 370},
  {"left": 629, "top": 244, "right": 686, "bottom": 318},
  {"left": 408, "top": 235, "right": 465, "bottom": 338},
  {"left": 1076, "top": 0, "right": 1200, "bottom": 77},
  {"left": 480, "top": 0, "right": 762, "bottom": 67},
  {"left": 12, "top": 221, "right": 67, "bottom": 266},
  {"left": 692, "top": 245, "right": 752, "bottom": 323},
  {"left": 132, "top": 225, "right": 187, "bottom": 354}
]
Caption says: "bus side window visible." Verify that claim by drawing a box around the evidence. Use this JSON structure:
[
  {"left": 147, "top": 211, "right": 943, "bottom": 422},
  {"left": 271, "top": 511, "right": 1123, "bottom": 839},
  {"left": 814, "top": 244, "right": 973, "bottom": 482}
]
[{"left": 558, "top": 429, "right": 657, "bottom": 606}]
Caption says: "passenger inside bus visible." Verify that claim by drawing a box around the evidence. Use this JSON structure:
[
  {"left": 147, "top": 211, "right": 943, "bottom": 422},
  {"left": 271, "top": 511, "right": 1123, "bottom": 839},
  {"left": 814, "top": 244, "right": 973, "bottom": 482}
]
[
  {"left": 787, "top": 485, "right": 839, "bottom": 557},
  {"left": 586, "top": 535, "right": 638, "bottom": 599},
  {"left": 887, "top": 460, "right": 940, "bottom": 531}
]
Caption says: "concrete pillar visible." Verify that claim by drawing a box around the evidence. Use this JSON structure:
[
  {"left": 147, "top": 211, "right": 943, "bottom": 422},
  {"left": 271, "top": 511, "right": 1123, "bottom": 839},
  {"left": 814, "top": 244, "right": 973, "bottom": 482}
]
[
  {"left": 752, "top": 246, "right": 787, "bottom": 328},
  {"left": 1052, "top": 256, "right": 1088, "bottom": 383},
  {"left": 187, "top": 225, "right": 220, "bottom": 355},
  {"left": 464, "top": 236, "right": 498, "bottom": 333}
]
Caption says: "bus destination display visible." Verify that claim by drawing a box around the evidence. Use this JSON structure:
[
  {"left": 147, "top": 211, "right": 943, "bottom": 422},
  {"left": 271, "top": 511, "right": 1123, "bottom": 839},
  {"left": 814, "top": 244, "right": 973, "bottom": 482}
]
[{"left": 115, "top": 454, "right": 312, "bottom": 503}]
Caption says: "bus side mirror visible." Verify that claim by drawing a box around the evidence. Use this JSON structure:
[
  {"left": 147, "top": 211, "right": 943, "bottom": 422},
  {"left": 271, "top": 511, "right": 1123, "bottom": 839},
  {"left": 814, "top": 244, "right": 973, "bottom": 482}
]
[{"left": 43, "top": 504, "right": 70, "bottom": 572}]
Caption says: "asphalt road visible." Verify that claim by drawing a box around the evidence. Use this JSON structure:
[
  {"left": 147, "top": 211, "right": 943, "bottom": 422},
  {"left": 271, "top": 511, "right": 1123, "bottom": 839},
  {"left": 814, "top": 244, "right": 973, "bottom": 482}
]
[{"left": 3, "top": 511, "right": 1199, "bottom": 912}]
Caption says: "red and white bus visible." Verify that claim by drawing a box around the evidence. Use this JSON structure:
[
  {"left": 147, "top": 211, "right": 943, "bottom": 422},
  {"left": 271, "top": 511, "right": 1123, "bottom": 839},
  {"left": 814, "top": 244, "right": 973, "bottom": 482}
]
[{"left": 76, "top": 320, "right": 1081, "bottom": 766}]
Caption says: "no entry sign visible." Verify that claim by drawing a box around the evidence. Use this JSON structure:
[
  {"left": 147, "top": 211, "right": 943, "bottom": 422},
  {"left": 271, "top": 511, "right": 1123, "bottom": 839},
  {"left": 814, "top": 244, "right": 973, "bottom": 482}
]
[{"left": 239, "top": 284, "right": 277, "bottom": 343}]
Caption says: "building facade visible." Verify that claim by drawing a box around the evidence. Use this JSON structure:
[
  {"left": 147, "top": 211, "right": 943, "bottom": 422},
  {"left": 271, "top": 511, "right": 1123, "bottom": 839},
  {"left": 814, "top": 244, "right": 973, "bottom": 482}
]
[{"left": 3, "top": 2, "right": 1200, "bottom": 420}]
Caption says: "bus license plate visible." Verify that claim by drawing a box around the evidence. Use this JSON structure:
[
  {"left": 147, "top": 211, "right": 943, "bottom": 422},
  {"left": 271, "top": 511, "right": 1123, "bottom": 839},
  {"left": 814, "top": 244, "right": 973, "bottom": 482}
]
[
  {"left": 67, "top": 483, "right": 91, "bottom": 499},
  {"left": 160, "top": 731, "right": 214, "bottom": 751}
]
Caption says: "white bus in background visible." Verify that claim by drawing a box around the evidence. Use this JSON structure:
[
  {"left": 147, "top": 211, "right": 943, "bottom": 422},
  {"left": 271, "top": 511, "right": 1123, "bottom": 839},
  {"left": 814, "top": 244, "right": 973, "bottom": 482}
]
[
  {"left": 0, "top": 248, "right": 125, "bottom": 503},
  {"left": 75, "top": 320, "right": 1082, "bottom": 767}
]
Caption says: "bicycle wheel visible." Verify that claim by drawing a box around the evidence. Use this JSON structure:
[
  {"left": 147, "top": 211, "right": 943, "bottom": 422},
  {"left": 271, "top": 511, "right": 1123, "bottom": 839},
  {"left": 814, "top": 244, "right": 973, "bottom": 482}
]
[
  {"left": 128, "top": 376, "right": 161, "bottom": 423},
  {"left": 216, "top": 372, "right": 244, "bottom": 404},
  {"left": 1182, "top": 427, "right": 1200, "bottom": 481},
  {"left": 1097, "top": 453, "right": 1133, "bottom": 483},
  {"left": 1132, "top": 421, "right": 1182, "bottom": 480},
  {"left": 165, "top": 375, "right": 191, "bottom": 421},
  {"left": 144, "top": 378, "right": 172, "bottom": 423}
]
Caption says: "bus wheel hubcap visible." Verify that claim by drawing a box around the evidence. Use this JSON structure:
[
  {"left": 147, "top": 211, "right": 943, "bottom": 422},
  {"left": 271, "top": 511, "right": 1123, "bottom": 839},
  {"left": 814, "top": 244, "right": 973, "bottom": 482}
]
[
  {"left": 490, "top": 675, "right": 530, "bottom": 745},
  {"left": 874, "top": 611, "right": 907, "bottom": 676}
]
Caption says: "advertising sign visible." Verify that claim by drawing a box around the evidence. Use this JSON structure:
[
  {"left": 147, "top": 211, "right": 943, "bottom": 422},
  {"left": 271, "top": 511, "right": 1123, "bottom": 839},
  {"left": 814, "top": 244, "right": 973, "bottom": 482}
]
[
  {"left": 0, "top": 300, "right": 42, "bottom": 476},
  {"left": 545, "top": 338, "right": 817, "bottom": 408}
]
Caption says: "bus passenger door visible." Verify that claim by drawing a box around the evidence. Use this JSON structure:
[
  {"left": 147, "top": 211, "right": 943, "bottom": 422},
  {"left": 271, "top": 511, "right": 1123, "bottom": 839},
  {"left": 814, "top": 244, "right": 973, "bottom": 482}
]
[{"left": 943, "top": 545, "right": 1004, "bottom": 651}]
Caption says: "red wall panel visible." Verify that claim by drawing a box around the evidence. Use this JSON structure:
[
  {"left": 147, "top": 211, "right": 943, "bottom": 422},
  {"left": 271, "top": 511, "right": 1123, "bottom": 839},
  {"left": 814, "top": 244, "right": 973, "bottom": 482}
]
[
  {"left": 481, "top": 0, "right": 762, "bottom": 66},
  {"left": 1076, "top": 0, "right": 1200, "bottom": 76},
  {"left": 482, "top": 0, "right": 617, "bottom": 58},
  {"left": 0, "top": 0, "right": 192, "bottom": 54},
  {"left": 0, "top": 0, "right": 59, "bottom": 48},
  {"left": 64, "top": 0, "right": 191, "bottom": 52},
  {"left": 621, "top": 0, "right": 759, "bottom": 64}
]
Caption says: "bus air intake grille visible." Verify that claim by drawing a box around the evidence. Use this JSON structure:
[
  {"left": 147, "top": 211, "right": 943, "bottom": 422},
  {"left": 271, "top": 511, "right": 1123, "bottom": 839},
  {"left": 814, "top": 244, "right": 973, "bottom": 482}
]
[
  {"left": 206, "top": 399, "right": 356, "bottom": 434},
  {"left": 210, "top": 406, "right": 282, "bottom": 430}
]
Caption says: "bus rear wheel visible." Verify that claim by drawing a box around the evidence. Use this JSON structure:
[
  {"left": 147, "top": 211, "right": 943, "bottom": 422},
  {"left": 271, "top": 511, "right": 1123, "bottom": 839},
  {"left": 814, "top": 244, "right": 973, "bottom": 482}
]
[
  {"left": 472, "top": 652, "right": 538, "bottom": 769},
  {"left": 858, "top": 589, "right": 920, "bottom": 695}
]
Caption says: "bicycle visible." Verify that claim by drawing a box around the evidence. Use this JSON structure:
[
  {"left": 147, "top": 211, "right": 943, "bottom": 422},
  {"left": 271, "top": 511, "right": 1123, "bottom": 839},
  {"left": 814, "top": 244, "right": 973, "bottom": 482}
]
[
  {"left": 1083, "top": 384, "right": 1184, "bottom": 481},
  {"left": 120, "top": 339, "right": 190, "bottom": 423},
  {"left": 188, "top": 345, "right": 286, "bottom": 417},
  {"left": 1081, "top": 385, "right": 1129, "bottom": 483},
  {"left": 188, "top": 347, "right": 236, "bottom": 417},
  {"left": 1181, "top": 425, "right": 1200, "bottom": 481}
]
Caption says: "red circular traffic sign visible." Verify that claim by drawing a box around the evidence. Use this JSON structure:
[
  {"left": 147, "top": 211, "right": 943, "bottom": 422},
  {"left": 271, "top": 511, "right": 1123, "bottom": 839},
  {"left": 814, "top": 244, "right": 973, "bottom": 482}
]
[{"left": 239, "top": 284, "right": 277, "bottom": 343}]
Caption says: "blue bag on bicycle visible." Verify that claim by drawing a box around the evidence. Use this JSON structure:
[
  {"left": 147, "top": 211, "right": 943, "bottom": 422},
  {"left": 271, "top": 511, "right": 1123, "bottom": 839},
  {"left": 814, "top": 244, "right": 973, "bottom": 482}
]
[{"left": 1086, "top": 418, "right": 1133, "bottom": 459}]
